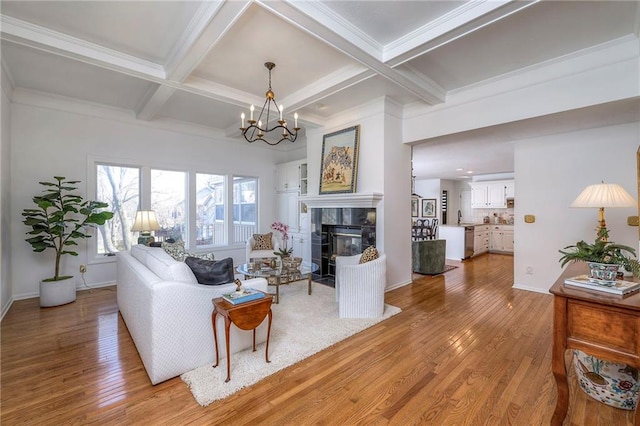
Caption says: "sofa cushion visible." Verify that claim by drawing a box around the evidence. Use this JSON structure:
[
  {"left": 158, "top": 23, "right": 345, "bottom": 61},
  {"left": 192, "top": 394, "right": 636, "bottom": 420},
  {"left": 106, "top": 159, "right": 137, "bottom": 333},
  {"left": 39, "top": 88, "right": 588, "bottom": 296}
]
[
  {"left": 146, "top": 248, "right": 197, "bottom": 283},
  {"left": 185, "top": 257, "right": 234, "bottom": 285},
  {"left": 131, "top": 244, "right": 152, "bottom": 265},
  {"left": 359, "top": 246, "right": 379, "bottom": 264},
  {"left": 252, "top": 233, "right": 273, "bottom": 250}
]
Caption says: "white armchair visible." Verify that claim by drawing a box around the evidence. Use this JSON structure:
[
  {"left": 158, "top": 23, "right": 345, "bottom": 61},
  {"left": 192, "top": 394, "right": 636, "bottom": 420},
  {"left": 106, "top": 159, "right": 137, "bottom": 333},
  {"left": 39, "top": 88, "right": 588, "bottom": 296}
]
[
  {"left": 335, "top": 253, "right": 387, "bottom": 318},
  {"left": 246, "top": 234, "right": 280, "bottom": 263}
]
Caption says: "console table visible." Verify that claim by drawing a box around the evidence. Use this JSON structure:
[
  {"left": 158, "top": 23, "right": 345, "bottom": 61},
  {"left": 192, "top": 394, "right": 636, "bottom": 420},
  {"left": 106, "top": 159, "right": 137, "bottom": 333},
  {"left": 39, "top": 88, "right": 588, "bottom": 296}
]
[{"left": 549, "top": 263, "right": 640, "bottom": 425}]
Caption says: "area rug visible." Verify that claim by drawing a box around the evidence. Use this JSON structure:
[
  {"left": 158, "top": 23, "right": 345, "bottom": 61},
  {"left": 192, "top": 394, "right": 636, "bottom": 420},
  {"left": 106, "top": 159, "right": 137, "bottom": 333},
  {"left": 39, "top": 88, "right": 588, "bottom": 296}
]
[{"left": 181, "top": 282, "right": 401, "bottom": 406}]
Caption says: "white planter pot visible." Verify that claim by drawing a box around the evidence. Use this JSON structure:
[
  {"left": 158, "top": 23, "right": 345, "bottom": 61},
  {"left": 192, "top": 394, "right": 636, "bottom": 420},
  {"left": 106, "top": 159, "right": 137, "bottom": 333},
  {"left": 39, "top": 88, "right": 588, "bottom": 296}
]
[{"left": 40, "top": 276, "right": 76, "bottom": 307}]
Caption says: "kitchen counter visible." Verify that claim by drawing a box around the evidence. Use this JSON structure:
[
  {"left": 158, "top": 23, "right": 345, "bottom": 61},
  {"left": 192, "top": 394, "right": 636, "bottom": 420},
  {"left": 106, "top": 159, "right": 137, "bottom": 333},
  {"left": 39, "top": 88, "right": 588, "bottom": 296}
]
[{"left": 439, "top": 225, "right": 471, "bottom": 260}]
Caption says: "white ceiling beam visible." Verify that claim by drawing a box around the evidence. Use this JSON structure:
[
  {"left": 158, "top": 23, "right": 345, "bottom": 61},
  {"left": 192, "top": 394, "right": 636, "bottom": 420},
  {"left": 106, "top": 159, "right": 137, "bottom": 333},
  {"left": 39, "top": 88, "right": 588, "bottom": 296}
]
[
  {"left": 259, "top": 0, "right": 445, "bottom": 105},
  {"left": 385, "top": 0, "right": 540, "bottom": 66},
  {"left": 0, "top": 15, "right": 165, "bottom": 80},
  {"left": 137, "top": 1, "right": 251, "bottom": 120},
  {"left": 280, "top": 64, "right": 375, "bottom": 112}
]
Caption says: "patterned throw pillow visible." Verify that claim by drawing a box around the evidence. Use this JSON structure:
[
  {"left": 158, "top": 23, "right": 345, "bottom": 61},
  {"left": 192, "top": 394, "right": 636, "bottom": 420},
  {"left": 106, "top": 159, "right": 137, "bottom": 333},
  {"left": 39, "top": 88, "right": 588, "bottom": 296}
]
[
  {"left": 162, "top": 241, "right": 186, "bottom": 262},
  {"left": 359, "top": 246, "right": 379, "bottom": 264},
  {"left": 253, "top": 233, "right": 273, "bottom": 250}
]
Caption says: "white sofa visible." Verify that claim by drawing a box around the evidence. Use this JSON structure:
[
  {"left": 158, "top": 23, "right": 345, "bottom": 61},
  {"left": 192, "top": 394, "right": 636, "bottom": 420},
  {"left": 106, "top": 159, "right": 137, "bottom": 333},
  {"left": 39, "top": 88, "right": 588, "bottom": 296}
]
[{"left": 117, "top": 244, "right": 269, "bottom": 385}]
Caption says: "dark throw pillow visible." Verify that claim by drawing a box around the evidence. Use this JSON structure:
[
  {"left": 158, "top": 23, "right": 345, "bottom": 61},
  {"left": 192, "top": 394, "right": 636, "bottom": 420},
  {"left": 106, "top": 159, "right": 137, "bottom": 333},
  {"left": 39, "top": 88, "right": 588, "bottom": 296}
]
[{"left": 185, "top": 257, "right": 234, "bottom": 286}]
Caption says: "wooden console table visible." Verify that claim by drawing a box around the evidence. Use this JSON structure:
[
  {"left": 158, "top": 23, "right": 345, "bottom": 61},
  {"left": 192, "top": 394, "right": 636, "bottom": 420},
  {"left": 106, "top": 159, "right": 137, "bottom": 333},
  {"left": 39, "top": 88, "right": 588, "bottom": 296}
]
[
  {"left": 212, "top": 294, "right": 273, "bottom": 383},
  {"left": 549, "top": 263, "right": 640, "bottom": 425}
]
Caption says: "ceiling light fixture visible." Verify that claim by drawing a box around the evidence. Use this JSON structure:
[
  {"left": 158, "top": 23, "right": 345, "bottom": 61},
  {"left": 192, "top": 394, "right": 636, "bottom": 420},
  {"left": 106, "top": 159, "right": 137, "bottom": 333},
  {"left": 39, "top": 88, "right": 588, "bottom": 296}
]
[{"left": 240, "top": 62, "right": 300, "bottom": 146}]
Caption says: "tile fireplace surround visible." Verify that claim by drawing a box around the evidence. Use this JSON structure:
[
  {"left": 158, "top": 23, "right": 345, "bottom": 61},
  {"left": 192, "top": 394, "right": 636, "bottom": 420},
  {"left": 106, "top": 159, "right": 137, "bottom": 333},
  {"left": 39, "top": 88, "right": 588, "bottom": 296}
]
[
  {"left": 310, "top": 207, "right": 376, "bottom": 286},
  {"left": 302, "top": 193, "right": 383, "bottom": 286}
]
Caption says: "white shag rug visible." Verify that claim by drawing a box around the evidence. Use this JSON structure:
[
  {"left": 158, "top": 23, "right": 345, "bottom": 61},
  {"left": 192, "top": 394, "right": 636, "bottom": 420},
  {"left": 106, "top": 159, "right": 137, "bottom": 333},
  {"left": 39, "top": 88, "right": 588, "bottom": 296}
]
[{"left": 181, "top": 282, "right": 401, "bottom": 406}]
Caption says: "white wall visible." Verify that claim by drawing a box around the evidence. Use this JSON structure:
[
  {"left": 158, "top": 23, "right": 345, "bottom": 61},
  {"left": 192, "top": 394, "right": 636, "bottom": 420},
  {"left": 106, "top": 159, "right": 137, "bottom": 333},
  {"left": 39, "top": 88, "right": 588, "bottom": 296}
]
[
  {"left": 414, "top": 178, "right": 440, "bottom": 219},
  {"left": 1, "top": 70, "right": 12, "bottom": 317},
  {"left": 10, "top": 94, "right": 285, "bottom": 300},
  {"left": 513, "top": 122, "right": 638, "bottom": 293}
]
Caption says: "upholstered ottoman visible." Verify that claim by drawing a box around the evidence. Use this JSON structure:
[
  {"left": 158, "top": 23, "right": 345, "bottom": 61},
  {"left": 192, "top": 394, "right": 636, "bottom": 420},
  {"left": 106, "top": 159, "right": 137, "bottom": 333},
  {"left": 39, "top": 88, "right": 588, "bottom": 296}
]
[
  {"left": 573, "top": 350, "right": 640, "bottom": 410},
  {"left": 412, "top": 240, "right": 446, "bottom": 275}
]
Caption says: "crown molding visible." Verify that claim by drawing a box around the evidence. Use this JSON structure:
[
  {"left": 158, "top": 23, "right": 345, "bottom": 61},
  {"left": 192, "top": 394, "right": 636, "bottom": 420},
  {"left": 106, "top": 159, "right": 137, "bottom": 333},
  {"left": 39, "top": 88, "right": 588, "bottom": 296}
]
[
  {"left": 263, "top": 0, "right": 383, "bottom": 61},
  {"left": 404, "top": 34, "right": 640, "bottom": 120},
  {"left": 385, "top": 0, "right": 538, "bottom": 66},
  {"left": 1, "top": 58, "right": 15, "bottom": 99},
  {"left": 0, "top": 15, "right": 165, "bottom": 80}
]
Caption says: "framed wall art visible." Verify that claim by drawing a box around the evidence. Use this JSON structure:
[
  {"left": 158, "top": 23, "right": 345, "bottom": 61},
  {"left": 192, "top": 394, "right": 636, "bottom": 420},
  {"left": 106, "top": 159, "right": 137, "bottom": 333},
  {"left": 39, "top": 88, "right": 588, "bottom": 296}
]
[
  {"left": 319, "top": 125, "right": 360, "bottom": 194},
  {"left": 422, "top": 198, "right": 436, "bottom": 218},
  {"left": 411, "top": 198, "right": 419, "bottom": 217}
]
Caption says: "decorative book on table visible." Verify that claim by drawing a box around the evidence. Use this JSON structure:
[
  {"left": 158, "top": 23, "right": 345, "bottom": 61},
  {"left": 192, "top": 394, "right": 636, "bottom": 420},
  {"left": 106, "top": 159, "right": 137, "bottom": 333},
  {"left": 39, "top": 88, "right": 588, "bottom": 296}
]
[
  {"left": 222, "top": 288, "right": 265, "bottom": 305},
  {"left": 564, "top": 275, "right": 640, "bottom": 295}
]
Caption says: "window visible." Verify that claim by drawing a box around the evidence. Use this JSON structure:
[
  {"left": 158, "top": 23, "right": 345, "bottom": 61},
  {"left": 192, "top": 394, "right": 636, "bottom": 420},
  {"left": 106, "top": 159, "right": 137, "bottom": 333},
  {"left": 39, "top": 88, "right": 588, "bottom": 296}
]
[
  {"left": 233, "top": 176, "right": 257, "bottom": 243},
  {"left": 95, "top": 164, "right": 140, "bottom": 253},
  {"left": 196, "top": 173, "right": 225, "bottom": 247},
  {"left": 92, "top": 161, "right": 258, "bottom": 256},
  {"left": 151, "top": 169, "right": 187, "bottom": 244}
]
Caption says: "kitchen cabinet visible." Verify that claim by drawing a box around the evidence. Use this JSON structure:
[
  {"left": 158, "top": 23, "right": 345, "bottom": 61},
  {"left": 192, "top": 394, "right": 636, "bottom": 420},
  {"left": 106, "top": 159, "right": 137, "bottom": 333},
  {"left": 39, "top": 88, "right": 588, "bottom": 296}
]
[
  {"left": 474, "top": 225, "right": 490, "bottom": 255},
  {"left": 505, "top": 181, "right": 515, "bottom": 199},
  {"left": 489, "top": 225, "right": 514, "bottom": 253},
  {"left": 470, "top": 180, "right": 513, "bottom": 208}
]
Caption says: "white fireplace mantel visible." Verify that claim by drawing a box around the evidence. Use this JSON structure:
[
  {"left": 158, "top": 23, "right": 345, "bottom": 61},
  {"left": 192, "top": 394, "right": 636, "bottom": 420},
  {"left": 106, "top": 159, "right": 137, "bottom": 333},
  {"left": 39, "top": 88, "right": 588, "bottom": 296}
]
[{"left": 300, "top": 192, "right": 383, "bottom": 209}]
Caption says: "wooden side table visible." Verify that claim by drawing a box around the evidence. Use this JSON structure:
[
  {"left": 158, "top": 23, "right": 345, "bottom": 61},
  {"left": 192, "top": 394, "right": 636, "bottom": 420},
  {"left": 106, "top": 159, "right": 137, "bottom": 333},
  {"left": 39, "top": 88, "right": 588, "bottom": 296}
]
[
  {"left": 549, "top": 263, "right": 640, "bottom": 425},
  {"left": 211, "top": 293, "right": 273, "bottom": 383}
]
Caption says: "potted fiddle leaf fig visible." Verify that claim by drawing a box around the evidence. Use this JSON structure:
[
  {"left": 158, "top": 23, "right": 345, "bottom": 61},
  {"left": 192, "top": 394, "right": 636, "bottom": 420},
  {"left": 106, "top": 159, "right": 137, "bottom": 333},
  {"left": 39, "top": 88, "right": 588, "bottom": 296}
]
[
  {"left": 559, "top": 227, "right": 640, "bottom": 284},
  {"left": 22, "top": 176, "right": 113, "bottom": 307}
]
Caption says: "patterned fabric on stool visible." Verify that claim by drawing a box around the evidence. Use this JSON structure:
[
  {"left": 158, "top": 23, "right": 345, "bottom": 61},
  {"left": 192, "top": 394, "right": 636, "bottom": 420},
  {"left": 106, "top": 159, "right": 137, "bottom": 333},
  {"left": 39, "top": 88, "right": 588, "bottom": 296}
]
[{"left": 573, "top": 349, "right": 640, "bottom": 410}]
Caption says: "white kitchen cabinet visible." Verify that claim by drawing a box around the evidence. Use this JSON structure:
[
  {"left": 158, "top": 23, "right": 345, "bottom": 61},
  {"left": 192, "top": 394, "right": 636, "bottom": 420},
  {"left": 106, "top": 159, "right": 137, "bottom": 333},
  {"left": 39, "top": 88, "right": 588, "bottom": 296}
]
[
  {"left": 474, "top": 225, "right": 490, "bottom": 255},
  {"left": 470, "top": 180, "right": 513, "bottom": 208},
  {"left": 505, "top": 181, "right": 515, "bottom": 199},
  {"left": 489, "top": 225, "right": 514, "bottom": 253},
  {"left": 277, "top": 191, "right": 299, "bottom": 233}
]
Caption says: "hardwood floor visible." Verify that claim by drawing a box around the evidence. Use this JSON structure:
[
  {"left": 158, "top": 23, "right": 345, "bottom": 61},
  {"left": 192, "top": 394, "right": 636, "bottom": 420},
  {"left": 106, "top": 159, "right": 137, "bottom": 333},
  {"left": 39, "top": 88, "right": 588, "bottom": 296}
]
[{"left": 1, "top": 254, "right": 635, "bottom": 425}]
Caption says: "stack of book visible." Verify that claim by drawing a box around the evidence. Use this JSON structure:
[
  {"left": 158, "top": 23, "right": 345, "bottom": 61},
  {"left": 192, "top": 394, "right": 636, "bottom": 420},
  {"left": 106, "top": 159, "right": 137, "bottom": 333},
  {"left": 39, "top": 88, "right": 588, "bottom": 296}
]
[
  {"left": 564, "top": 274, "right": 640, "bottom": 295},
  {"left": 222, "top": 288, "right": 265, "bottom": 305}
]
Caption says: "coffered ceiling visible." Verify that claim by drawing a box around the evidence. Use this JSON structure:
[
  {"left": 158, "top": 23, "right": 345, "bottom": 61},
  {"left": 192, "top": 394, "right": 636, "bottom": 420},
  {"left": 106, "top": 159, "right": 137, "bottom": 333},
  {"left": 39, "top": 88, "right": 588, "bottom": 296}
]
[{"left": 1, "top": 1, "right": 638, "bottom": 179}]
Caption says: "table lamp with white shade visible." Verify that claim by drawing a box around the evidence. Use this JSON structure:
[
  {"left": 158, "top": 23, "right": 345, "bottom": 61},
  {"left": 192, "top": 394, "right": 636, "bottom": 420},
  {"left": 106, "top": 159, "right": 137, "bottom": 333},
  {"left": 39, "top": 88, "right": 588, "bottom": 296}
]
[
  {"left": 570, "top": 182, "right": 636, "bottom": 241},
  {"left": 131, "top": 210, "right": 161, "bottom": 245}
]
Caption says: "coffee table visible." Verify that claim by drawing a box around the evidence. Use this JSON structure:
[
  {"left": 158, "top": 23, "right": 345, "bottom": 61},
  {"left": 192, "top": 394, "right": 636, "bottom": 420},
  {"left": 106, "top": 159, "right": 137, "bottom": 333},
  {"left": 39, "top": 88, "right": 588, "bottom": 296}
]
[{"left": 236, "top": 262, "right": 319, "bottom": 304}]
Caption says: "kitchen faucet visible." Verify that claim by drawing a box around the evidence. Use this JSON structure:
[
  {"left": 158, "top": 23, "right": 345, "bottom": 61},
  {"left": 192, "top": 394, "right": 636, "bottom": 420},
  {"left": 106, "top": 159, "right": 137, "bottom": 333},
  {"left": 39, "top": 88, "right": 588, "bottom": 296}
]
[{"left": 457, "top": 210, "right": 462, "bottom": 225}]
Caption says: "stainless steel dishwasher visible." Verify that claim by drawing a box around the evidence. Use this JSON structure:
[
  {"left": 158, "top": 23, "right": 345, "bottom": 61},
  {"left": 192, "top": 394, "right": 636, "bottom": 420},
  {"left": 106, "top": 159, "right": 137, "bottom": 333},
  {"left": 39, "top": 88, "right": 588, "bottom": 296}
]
[{"left": 464, "top": 226, "right": 475, "bottom": 259}]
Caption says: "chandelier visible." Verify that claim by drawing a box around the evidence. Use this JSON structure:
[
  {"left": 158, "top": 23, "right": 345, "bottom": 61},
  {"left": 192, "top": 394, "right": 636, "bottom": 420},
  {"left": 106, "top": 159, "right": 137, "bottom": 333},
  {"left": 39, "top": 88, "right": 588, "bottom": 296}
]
[{"left": 240, "top": 62, "right": 300, "bottom": 146}]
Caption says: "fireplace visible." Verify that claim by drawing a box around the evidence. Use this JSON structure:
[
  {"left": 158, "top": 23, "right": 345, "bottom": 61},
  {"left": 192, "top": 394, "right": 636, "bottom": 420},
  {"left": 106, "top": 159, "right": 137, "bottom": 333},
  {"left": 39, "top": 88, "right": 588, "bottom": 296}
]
[{"left": 310, "top": 207, "right": 376, "bottom": 286}]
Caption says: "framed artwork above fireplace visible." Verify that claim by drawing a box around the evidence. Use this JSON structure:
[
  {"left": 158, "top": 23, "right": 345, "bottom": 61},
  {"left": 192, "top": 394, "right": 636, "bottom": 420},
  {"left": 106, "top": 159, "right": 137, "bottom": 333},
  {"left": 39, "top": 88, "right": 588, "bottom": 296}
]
[{"left": 319, "top": 125, "right": 360, "bottom": 195}]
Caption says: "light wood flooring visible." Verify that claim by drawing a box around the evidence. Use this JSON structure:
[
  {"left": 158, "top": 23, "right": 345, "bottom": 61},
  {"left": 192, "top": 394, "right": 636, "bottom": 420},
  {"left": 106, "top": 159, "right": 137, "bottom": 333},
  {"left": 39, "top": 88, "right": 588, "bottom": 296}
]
[{"left": 1, "top": 254, "right": 635, "bottom": 425}]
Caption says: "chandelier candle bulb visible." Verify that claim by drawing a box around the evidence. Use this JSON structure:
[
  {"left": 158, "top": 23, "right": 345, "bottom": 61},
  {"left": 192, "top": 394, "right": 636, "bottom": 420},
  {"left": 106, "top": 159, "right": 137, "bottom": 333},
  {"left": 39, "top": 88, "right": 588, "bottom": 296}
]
[
  {"left": 279, "top": 105, "right": 283, "bottom": 121},
  {"left": 250, "top": 105, "right": 254, "bottom": 121},
  {"left": 241, "top": 112, "right": 245, "bottom": 129},
  {"left": 294, "top": 113, "right": 298, "bottom": 128}
]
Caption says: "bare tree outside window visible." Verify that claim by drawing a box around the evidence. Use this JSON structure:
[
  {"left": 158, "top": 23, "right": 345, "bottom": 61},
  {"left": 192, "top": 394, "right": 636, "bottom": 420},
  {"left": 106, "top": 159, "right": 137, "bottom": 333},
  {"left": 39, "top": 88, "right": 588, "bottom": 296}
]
[
  {"left": 96, "top": 164, "right": 140, "bottom": 253},
  {"left": 151, "top": 169, "right": 186, "bottom": 243}
]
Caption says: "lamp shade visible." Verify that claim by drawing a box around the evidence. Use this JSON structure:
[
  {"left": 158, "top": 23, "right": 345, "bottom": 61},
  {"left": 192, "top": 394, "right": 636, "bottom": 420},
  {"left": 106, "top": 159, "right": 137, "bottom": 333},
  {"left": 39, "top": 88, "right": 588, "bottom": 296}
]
[
  {"left": 131, "top": 210, "right": 161, "bottom": 232},
  {"left": 570, "top": 183, "right": 636, "bottom": 208}
]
